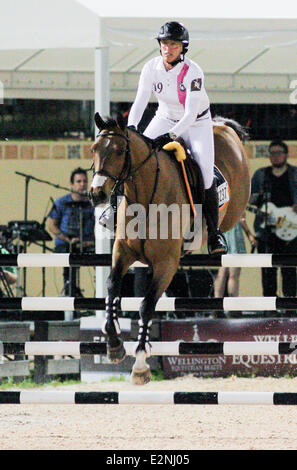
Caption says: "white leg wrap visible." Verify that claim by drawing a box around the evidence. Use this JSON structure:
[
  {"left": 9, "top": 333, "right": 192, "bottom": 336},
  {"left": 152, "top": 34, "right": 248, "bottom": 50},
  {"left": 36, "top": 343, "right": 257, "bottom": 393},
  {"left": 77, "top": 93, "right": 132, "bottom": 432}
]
[
  {"left": 102, "top": 297, "right": 121, "bottom": 335},
  {"left": 137, "top": 319, "right": 152, "bottom": 358}
]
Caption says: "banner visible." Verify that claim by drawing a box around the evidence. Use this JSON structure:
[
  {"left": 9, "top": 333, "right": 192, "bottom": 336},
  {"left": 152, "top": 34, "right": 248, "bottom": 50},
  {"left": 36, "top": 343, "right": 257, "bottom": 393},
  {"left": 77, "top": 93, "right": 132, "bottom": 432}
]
[{"left": 161, "top": 319, "right": 297, "bottom": 378}]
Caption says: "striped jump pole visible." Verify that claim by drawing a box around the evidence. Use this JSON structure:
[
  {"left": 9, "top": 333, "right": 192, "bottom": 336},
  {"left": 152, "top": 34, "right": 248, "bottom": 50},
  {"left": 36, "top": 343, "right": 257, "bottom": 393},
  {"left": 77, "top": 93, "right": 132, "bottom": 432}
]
[
  {"left": 0, "top": 253, "right": 297, "bottom": 268},
  {"left": 0, "top": 391, "right": 296, "bottom": 405},
  {"left": 1, "top": 341, "right": 297, "bottom": 356},
  {"left": 0, "top": 296, "right": 296, "bottom": 311}
]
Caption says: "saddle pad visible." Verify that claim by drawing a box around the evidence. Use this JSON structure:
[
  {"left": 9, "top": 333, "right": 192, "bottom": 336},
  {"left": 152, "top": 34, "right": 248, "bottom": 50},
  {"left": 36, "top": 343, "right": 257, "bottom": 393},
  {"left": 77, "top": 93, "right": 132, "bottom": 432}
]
[
  {"left": 214, "top": 166, "right": 230, "bottom": 209},
  {"left": 167, "top": 146, "right": 229, "bottom": 209}
]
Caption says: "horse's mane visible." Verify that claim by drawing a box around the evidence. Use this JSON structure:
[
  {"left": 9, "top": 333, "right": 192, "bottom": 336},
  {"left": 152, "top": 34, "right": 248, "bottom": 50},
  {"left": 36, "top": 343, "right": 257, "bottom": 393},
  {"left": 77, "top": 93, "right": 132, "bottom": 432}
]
[{"left": 212, "top": 116, "right": 249, "bottom": 143}]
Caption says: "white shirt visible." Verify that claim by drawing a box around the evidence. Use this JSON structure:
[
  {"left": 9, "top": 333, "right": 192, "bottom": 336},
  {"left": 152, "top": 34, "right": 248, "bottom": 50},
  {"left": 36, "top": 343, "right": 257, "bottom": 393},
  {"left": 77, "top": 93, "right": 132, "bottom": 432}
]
[{"left": 128, "top": 56, "right": 210, "bottom": 137}]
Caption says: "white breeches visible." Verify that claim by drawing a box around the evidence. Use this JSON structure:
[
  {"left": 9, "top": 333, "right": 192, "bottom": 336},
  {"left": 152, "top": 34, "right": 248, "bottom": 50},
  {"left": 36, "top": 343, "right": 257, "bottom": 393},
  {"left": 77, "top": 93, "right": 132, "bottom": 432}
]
[{"left": 144, "top": 116, "right": 215, "bottom": 189}]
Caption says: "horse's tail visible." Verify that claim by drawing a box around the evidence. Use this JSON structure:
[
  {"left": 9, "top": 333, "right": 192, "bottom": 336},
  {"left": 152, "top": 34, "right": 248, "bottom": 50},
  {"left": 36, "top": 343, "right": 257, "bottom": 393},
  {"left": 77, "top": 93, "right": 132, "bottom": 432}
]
[{"left": 212, "top": 116, "right": 249, "bottom": 143}]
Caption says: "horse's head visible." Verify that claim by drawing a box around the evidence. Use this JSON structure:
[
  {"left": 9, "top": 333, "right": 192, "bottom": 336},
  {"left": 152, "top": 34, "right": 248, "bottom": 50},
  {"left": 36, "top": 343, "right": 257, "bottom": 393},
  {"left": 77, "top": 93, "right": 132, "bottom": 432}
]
[{"left": 89, "top": 112, "right": 129, "bottom": 207}]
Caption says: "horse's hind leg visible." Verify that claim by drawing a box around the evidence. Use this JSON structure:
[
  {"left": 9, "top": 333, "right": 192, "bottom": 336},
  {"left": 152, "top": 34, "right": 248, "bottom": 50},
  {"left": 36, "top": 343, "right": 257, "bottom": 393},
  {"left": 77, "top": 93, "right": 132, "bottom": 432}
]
[
  {"left": 131, "top": 257, "right": 179, "bottom": 385},
  {"left": 103, "top": 244, "right": 134, "bottom": 363}
]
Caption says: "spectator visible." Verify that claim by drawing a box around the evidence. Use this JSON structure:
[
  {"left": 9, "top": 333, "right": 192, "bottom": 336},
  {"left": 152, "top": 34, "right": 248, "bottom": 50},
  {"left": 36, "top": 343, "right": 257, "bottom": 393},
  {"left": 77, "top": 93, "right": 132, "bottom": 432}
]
[
  {"left": 47, "top": 167, "right": 95, "bottom": 296},
  {"left": 250, "top": 140, "right": 297, "bottom": 313},
  {"left": 214, "top": 212, "right": 256, "bottom": 318}
]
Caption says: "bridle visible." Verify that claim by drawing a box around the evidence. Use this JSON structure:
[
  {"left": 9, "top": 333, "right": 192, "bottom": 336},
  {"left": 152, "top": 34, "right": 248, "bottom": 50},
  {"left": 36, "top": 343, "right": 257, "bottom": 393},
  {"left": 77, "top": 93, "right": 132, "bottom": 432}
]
[
  {"left": 92, "top": 129, "right": 160, "bottom": 204},
  {"left": 93, "top": 131, "right": 131, "bottom": 194}
]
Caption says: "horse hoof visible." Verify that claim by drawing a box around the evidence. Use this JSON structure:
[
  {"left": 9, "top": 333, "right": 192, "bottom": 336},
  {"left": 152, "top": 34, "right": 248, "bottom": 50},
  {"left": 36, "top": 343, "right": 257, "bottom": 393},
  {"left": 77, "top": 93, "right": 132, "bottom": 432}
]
[
  {"left": 130, "top": 366, "right": 152, "bottom": 386},
  {"left": 107, "top": 340, "right": 126, "bottom": 363}
]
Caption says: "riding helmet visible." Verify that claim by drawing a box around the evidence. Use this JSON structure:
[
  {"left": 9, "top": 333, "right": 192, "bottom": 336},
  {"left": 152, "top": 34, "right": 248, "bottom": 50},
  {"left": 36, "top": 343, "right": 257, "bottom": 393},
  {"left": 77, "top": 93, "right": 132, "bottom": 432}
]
[{"left": 156, "top": 21, "right": 189, "bottom": 51}]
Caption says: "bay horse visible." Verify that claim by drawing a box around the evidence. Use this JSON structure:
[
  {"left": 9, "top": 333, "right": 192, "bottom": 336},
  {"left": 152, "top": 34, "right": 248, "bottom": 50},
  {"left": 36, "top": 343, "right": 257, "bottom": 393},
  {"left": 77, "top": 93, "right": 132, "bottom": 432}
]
[{"left": 90, "top": 112, "right": 250, "bottom": 385}]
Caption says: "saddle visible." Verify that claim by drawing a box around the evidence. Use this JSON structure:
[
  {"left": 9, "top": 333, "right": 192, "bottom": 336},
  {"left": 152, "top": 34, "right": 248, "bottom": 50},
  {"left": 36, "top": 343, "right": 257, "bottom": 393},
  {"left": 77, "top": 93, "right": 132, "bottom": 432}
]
[{"left": 162, "top": 139, "right": 230, "bottom": 254}]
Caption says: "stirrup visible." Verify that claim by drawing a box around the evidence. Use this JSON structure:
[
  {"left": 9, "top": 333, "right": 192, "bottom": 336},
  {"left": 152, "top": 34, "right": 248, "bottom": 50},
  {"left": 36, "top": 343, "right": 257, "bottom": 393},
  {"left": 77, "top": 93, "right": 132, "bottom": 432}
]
[{"left": 208, "top": 230, "right": 228, "bottom": 255}]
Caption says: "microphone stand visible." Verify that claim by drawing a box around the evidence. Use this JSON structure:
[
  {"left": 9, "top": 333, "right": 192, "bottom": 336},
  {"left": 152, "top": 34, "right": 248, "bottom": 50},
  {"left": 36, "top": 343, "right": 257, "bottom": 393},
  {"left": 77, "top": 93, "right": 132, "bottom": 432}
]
[
  {"left": 39, "top": 199, "right": 55, "bottom": 296},
  {"left": 0, "top": 267, "right": 14, "bottom": 298},
  {"left": 14, "top": 171, "right": 84, "bottom": 296},
  {"left": 14, "top": 173, "right": 41, "bottom": 295},
  {"left": 77, "top": 203, "right": 84, "bottom": 299},
  {"left": 10, "top": 222, "right": 24, "bottom": 297},
  {"left": 15, "top": 171, "right": 75, "bottom": 194}
]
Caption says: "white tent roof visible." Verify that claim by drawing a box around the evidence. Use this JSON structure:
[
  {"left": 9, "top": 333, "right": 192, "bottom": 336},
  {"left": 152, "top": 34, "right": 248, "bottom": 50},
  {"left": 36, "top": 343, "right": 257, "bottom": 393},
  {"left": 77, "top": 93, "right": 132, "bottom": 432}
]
[{"left": 0, "top": 0, "right": 296, "bottom": 103}]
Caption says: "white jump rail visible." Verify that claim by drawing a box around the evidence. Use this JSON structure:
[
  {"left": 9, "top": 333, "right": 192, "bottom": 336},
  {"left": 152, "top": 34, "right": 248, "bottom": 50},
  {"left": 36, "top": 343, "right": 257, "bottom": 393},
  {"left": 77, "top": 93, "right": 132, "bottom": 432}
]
[{"left": 0, "top": 253, "right": 296, "bottom": 268}]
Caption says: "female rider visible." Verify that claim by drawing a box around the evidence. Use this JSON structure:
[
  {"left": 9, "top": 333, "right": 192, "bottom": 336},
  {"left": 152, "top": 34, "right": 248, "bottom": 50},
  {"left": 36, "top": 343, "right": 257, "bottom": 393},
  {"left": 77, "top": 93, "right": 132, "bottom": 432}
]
[{"left": 127, "top": 21, "right": 227, "bottom": 255}]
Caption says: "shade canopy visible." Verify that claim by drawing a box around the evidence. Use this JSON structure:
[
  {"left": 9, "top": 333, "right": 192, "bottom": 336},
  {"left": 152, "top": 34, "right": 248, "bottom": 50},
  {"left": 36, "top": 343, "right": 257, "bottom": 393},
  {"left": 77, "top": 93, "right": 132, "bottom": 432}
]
[{"left": 0, "top": 0, "right": 296, "bottom": 103}]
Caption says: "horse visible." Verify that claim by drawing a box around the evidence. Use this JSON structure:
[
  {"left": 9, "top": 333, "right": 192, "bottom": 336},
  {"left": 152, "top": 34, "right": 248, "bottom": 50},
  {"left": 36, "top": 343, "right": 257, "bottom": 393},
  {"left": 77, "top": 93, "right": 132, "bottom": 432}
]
[{"left": 90, "top": 112, "right": 250, "bottom": 385}]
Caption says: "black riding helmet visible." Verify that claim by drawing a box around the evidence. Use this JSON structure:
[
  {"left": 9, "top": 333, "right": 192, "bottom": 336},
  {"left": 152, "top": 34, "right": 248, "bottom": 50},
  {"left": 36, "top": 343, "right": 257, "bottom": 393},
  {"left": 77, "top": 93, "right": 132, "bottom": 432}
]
[{"left": 156, "top": 21, "right": 189, "bottom": 54}]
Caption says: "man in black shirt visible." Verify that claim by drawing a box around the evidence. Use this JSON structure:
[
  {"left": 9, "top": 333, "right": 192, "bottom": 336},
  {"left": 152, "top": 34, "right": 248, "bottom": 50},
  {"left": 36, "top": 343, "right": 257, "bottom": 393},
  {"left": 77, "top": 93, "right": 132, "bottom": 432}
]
[{"left": 250, "top": 140, "right": 297, "bottom": 303}]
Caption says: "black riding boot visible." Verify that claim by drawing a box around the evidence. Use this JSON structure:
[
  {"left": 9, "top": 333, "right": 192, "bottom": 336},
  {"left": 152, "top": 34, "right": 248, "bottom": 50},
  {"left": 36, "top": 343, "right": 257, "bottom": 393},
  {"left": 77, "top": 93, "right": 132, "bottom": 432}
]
[{"left": 203, "top": 181, "right": 228, "bottom": 255}]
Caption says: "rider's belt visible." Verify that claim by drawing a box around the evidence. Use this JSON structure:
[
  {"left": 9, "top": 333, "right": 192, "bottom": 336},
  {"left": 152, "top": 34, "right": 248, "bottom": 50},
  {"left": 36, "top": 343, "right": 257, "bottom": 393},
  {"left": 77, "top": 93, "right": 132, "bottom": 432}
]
[
  {"left": 170, "top": 107, "right": 209, "bottom": 124},
  {"left": 196, "top": 107, "right": 209, "bottom": 119}
]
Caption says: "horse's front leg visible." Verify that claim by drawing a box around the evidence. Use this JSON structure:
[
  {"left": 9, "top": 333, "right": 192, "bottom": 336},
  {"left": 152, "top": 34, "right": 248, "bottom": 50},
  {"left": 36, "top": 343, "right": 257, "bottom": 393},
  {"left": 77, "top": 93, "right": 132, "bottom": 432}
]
[
  {"left": 131, "top": 289, "right": 156, "bottom": 385},
  {"left": 102, "top": 262, "right": 125, "bottom": 363},
  {"left": 131, "top": 257, "right": 180, "bottom": 385},
  {"left": 102, "top": 244, "right": 134, "bottom": 363}
]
